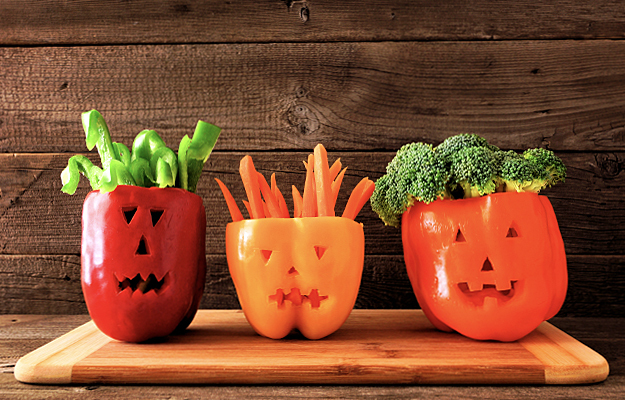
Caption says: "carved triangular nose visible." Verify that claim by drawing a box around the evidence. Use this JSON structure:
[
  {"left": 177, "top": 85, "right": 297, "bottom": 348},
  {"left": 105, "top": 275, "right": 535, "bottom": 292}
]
[
  {"left": 481, "top": 257, "right": 494, "bottom": 272},
  {"left": 136, "top": 236, "right": 150, "bottom": 255},
  {"left": 288, "top": 266, "right": 299, "bottom": 276}
]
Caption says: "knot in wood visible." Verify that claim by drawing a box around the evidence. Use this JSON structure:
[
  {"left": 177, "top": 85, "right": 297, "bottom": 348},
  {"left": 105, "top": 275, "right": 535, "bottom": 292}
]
[
  {"left": 295, "top": 86, "right": 307, "bottom": 98},
  {"left": 287, "top": 103, "right": 319, "bottom": 135},
  {"left": 300, "top": 5, "right": 310, "bottom": 22},
  {"left": 595, "top": 153, "right": 622, "bottom": 178}
]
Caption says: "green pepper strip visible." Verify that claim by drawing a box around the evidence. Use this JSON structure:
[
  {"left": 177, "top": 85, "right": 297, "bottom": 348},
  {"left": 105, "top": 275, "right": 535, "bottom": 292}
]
[
  {"left": 113, "top": 142, "right": 131, "bottom": 167},
  {"left": 99, "top": 159, "right": 136, "bottom": 193},
  {"left": 178, "top": 120, "right": 221, "bottom": 192},
  {"left": 61, "top": 155, "right": 104, "bottom": 194},
  {"left": 82, "top": 110, "right": 119, "bottom": 169},
  {"left": 79, "top": 110, "right": 137, "bottom": 192},
  {"left": 150, "top": 147, "right": 178, "bottom": 188},
  {"left": 62, "top": 110, "right": 220, "bottom": 194},
  {"left": 131, "top": 130, "right": 167, "bottom": 164},
  {"left": 129, "top": 158, "right": 156, "bottom": 188}
]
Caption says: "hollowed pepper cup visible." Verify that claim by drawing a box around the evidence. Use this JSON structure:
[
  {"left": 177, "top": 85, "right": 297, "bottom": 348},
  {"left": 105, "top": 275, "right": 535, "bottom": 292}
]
[
  {"left": 81, "top": 185, "right": 206, "bottom": 343},
  {"left": 226, "top": 217, "right": 364, "bottom": 340},
  {"left": 402, "top": 192, "right": 567, "bottom": 342}
]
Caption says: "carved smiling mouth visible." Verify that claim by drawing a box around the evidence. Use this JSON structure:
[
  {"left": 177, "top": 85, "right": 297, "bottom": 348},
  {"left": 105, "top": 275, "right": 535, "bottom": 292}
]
[
  {"left": 457, "top": 280, "right": 518, "bottom": 306},
  {"left": 269, "top": 288, "right": 329, "bottom": 308},
  {"left": 116, "top": 272, "right": 169, "bottom": 294}
]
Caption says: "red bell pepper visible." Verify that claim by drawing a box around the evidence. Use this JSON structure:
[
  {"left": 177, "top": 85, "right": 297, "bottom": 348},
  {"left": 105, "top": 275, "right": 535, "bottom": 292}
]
[
  {"left": 402, "top": 192, "right": 567, "bottom": 341},
  {"left": 81, "top": 185, "right": 206, "bottom": 342},
  {"left": 62, "top": 110, "right": 220, "bottom": 342}
]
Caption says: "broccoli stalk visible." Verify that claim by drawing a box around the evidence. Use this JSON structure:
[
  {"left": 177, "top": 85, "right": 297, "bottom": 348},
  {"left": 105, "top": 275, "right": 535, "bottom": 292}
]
[{"left": 370, "top": 134, "right": 566, "bottom": 227}]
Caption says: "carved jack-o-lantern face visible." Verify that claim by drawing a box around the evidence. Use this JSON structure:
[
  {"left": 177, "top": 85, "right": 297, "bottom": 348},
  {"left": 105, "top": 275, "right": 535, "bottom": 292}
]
[
  {"left": 402, "top": 192, "right": 567, "bottom": 341},
  {"left": 226, "top": 217, "right": 364, "bottom": 339},
  {"left": 81, "top": 185, "right": 206, "bottom": 342}
]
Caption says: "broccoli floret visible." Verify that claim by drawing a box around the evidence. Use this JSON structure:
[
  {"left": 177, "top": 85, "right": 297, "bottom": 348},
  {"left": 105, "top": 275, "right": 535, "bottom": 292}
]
[
  {"left": 370, "top": 134, "right": 566, "bottom": 228},
  {"left": 370, "top": 142, "right": 450, "bottom": 227},
  {"left": 497, "top": 150, "right": 548, "bottom": 193},
  {"left": 436, "top": 133, "right": 500, "bottom": 160},
  {"left": 448, "top": 146, "right": 499, "bottom": 198},
  {"left": 523, "top": 148, "right": 566, "bottom": 187},
  {"left": 369, "top": 175, "right": 401, "bottom": 227}
]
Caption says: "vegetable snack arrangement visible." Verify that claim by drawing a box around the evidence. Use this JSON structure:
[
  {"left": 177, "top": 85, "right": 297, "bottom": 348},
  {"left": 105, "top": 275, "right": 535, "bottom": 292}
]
[
  {"left": 371, "top": 134, "right": 568, "bottom": 341},
  {"left": 217, "top": 144, "right": 375, "bottom": 339},
  {"left": 62, "top": 110, "right": 220, "bottom": 343},
  {"left": 64, "top": 112, "right": 565, "bottom": 344}
]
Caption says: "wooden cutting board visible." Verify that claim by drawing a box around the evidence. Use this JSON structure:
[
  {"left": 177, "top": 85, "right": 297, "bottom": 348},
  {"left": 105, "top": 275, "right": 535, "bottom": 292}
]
[{"left": 14, "top": 309, "right": 609, "bottom": 385}]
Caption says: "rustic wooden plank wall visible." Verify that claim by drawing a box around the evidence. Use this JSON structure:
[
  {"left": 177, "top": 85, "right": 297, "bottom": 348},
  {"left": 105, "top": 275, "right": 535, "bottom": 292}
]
[{"left": 0, "top": 1, "right": 624, "bottom": 317}]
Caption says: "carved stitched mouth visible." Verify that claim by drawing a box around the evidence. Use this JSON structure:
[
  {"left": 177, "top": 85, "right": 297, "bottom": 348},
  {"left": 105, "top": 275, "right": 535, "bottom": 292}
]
[
  {"left": 117, "top": 273, "right": 168, "bottom": 294},
  {"left": 269, "top": 288, "right": 328, "bottom": 308}
]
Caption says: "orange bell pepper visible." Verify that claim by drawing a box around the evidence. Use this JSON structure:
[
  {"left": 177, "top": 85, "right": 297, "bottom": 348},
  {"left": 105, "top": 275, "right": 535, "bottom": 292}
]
[
  {"left": 226, "top": 217, "right": 364, "bottom": 339},
  {"left": 217, "top": 144, "right": 374, "bottom": 339},
  {"left": 402, "top": 192, "right": 567, "bottom": 342}
]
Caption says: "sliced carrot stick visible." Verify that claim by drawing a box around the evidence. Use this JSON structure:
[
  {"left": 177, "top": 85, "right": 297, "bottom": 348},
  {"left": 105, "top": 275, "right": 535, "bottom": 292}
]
[
  {"left": 342, "top": 178, "right": 365, "bottom": 220},
  {"left": 262, "top": 199, "right": 271, "bottom": 219},
  {"left": 242, "top": 200, "right": 253, "bottom": 219},
  {"left": 292, "top": 185, "right": 303, "bottom": 218},
  {"left": 331, "top": 167, "right": 347, "bottom": 211},
  {"left": 342, "top": 178, "right": 375, "bottom": 220},
  {"left": 275, "top": 186, "right": 290, "bottom": 218},
  {"left": 271, "top": 173, "right": 289, "bottom": 218},
  {"left": 258, "top": 172, "right": 282, "bottom": 218},
  {"left": 302, "top": 155, "right": 317, "bottom": 217},
  {"left": 239, "top": 155, "right": 264, "bottom": 219},
  {"left": 214, "top": 178, "right": 243, "bottom": 222},
  {"left": 329, "top": 158, "right": 342, "bottom": 182},
  {"left": 355, "top": 178, "right": 376, "bottom": 218},
  {"left": 270, "top": 173, "right": 278, "bottom": 195},
  {"left": 314, "top": 144, "right": 334, "bottom": 217}
]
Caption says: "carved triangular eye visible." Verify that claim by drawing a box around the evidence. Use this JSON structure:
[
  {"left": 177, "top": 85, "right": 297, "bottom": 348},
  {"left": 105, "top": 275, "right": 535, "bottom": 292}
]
[
  {"left": 260, "top": 250, "right": 272, "bottom": 263},
  {"left": 506, "top": 226, "right": 519, "bottom": 238},
  {"left": 314, "top": 246, "right": 327, "bottom": 260},
  {"left": 150, "top": 209, "right": 164, "bottom": 227},
  {"left": 123, "top": 207, "right": 137, "bottom": 224},
  {"left": 455, "top": 229, "right": 466, "bottom": 242}
]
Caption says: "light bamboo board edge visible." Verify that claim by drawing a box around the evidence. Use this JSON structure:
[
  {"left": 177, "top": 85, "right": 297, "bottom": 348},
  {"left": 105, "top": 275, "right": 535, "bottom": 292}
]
[
  {"left": 14, "top": 320, "right": 111, "bottom": 384},
  {"left": 520, "top": 322, "right": 610, "bottom": 384},
  {"left": 13, "top": 310, "right": 609, "bottom": 385}
]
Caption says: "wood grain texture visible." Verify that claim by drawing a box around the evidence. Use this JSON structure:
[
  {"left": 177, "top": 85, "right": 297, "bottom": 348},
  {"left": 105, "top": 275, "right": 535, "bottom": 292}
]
[
  {"left": 0, "top": 1, "right": 623, "bottom": 394},
  {"left": 2, "top": 41, "right": 625, "bottom": 153},
  {"left": 1, "top": 152, "right": 623, "bottom": 256},
  {"left": 1, "top": 1, "right": 625, "bottom": 46},
  {"left": 12, "top": 310, "right": 609, "bottom": 385},
  {"left": 2, "top": 150, "right": 623, "bottom": 315},
  {"left": 1, "top": 253, "right": 623, "bottom": 317},
  {"left": 2, "top": 315, "right": 623, "bottom": 398}
]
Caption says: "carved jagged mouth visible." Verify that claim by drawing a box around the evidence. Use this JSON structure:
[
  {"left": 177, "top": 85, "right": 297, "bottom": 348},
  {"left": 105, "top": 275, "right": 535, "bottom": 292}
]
[
  {"left": 457, "top": 280, "right": 518, "bottom": 306},
  {"left": 116, "top": 273, "right": 168, "bottom": 294},
  {"left": 269, "top": 288, "right": 328, "bottom": 308}
]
